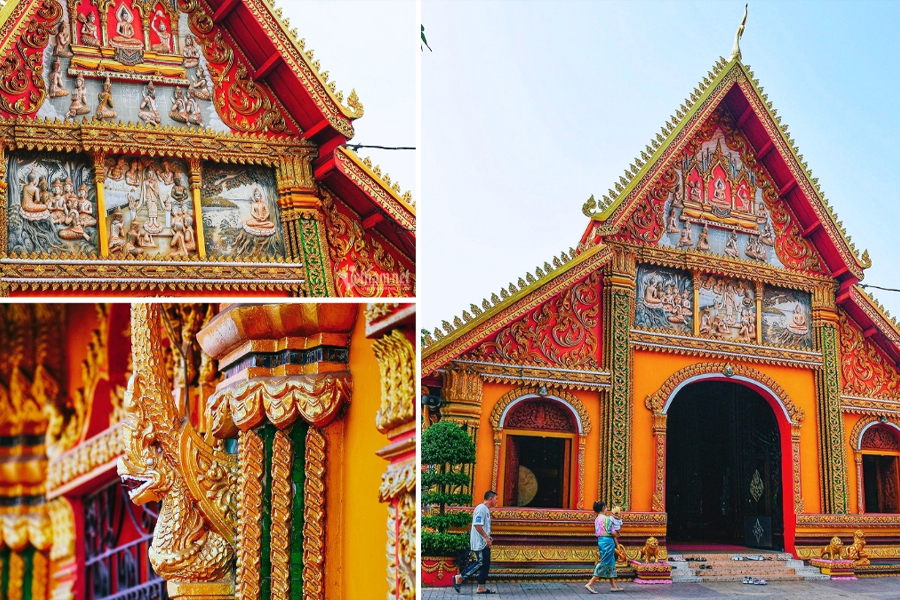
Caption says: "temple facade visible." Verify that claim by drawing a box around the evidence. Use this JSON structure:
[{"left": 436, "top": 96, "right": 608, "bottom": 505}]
[
  {"left": 0, "top": 301, "right": 416, "bottom": 599},
  {"left": 422, "top": 55, "right": 900, "bottom": 578},
  {"left": 0, "top": 0, "right": 415, "bottom": 297}
]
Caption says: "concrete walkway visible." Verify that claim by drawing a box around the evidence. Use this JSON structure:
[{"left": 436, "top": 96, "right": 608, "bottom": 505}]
[{"left": 422, "top": 578, "right": 900, "bottom": 599}]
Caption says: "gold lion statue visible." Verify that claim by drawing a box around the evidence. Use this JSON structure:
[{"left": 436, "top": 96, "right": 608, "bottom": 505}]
[
  {"left": 639, "top": 536, "right": 660, "bottom": 563},
  {"left": 842, "top": 530, "right": 869, "bottom": 566},
  {"left": 820, "top": 536, "right": 844, "bottom": 560}
]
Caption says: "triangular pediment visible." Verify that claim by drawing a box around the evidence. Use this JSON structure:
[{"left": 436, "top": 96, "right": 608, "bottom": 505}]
[
  {"left": 0, "top": 0, "right": 361, "bottom": 141},
  {"left": 581, "top": 58, "right": 868, "bottom": 281}
]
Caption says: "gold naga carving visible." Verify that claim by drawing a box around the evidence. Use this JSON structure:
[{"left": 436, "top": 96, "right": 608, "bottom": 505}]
[
  {"left": 207, "top": 374, "right": 352, "bottom": 432},
  {"left": 117, "top": 303, "right": 237, "bottom": 584}
]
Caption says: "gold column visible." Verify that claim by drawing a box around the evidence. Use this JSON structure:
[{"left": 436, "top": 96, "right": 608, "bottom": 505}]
[
  {"left": 368, "top": 305, "right": 416, "bottom": 600},
  {"left": 791, "top": 423, "right": 803, "bottom": 514},
  {"left": 651, "top": 413, "right": 667, "bottom": 512},
  {"left": 92, "top": 152, "right": 109, "bottom": 257},
  {"left": 188, "top": 158, "right": 207, "bottom": 258},
  {"left": 270, "top": 431, "right": 292, "bottom": 600},
  {"left": 692, "top": 271, "right": 700, "bottom": 337},
  {"left": 600, "top": 244, "right": 637, "bottom": 508},
  {"left": 578, "top": 434, "right": 587, "bottom": 509},
  {"left": 0, "top": 142, "right": 8, "bottom": 257},
  {"left": 275, "top": 152, "right": 334, "bottom": 296},
  {"left": 441, "top": 366, "right": 484, "bottom": 497},
  {"left": 302, "top": 427, "right": 326, "bottom": 600},
  {"left": 491, "top": 429, "right": 502, "bottom": 492},
  {"left": 855, "top": 450, "right": 863, "bottom": 514},
  {"left": 755, "top": 281, "right": 764, "bottom": 345}
]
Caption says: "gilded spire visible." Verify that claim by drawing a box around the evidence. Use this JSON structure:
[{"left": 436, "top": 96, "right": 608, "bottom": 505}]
[{"left": 731, "top": 4, "right": 748, "bottom": 61}]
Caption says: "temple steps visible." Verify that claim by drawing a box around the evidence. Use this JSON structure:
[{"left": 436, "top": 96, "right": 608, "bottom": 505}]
[{"left": 669, "top": 552, "right": 829, "bottom": 583}]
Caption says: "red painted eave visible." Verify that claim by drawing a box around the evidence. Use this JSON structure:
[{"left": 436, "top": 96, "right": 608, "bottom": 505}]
[
  {"left": 206, "top": 0, "right": 351, "bottom": 150},
  {"left": 720, "top": 83, "right": 859, "bottom": 282}
]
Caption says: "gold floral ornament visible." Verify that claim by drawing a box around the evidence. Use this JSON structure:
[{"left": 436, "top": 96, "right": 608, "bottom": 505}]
[
  {"left": 208, "top": 374, "right": 352, "bottom": 432},
  {"left": 373, "top": 330, "right": 415, "bottom": 434},
  {"left": 117, "top": 304, "right": 237, "bottom": 584}
]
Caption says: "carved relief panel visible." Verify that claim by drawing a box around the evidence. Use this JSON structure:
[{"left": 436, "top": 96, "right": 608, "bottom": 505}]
[
  {"left": 697, "top": 274, "right": 756, "bottom": 343},
  {"left": 104, "top": 155, "right": 195, "bottom": 257},
  {"left": 199, "top": 162, "right": 284, "bottom": 259},
  {"left": 39, "top": 0, "right": 224, "bottom": 131},
  {"left": 6, "top": 151, "right": 99, "bottom": 255},
  {"left": 635, "top": 265, "right": 693, "bottom": 335},
  {"left": 761, "top": 287, "right": 812, "bottom": 349}
]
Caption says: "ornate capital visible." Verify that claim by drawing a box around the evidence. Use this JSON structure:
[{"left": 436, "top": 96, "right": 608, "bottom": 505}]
[{"left": 209, "top": 374, "right": 352, "bottom": 431}]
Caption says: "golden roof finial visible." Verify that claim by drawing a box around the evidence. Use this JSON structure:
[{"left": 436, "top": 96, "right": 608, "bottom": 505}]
[{"left": 731, "top": 4, "right": 748, "bottom": 61}]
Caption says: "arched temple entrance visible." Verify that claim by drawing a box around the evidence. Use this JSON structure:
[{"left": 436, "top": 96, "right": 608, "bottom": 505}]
[
  {"left": 666, "top": 381, "right": 786, "bottom": 549},
  {"left": 490, "top": 389, "right": 591, "bottom": 510}
]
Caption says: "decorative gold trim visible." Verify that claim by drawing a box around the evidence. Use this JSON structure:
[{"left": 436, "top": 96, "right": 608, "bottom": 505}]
[
  {"left": 488, "top": 386, "right": 593, "bottom": 433},
  {"left": 841, "top": 396, "right": 900, "bottom": 416},
  {"left": 373, "top": 330, "right": 415, "bottom": 435},
  {"left": 452, "top": 359, "right": 611, "bottom": 391},
  {"left": 46, "top": 424, "right": 122, "bottom": 493},
  {"left": 630, "top": 329, "right": 822, "bottom": 368},
  {"left": 644, "top": 361, "right": 804, "bottom": 423},
  {"left": 302, "top": 427, "right": 326, "bottom": 600},
  {"left": 269, "top": 430, "right": 292, "bottom": 600},
  {"left": 0, "top": 118, "right": 313, "bottom": 162},
  {"left": 212, "top": 374, "right": 351, "bottom": 431},
  {"left": 236, "top": 429, "right": 262, "bottom": 600}
]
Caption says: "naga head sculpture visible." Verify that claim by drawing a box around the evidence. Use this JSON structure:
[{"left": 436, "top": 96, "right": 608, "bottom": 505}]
[{"left": 117, "top": 372, "right": 177, "bottom": 505}]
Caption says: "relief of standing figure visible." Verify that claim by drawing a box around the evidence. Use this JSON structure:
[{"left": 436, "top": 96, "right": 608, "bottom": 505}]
[{"left": 48, "top": 58, "right": 69, "bottom": 98}]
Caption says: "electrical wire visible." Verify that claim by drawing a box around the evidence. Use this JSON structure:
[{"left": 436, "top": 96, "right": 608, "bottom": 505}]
[
  {"left": 347, "top": 144, "right": 415, "bottom": 151},
  {"left": 860, "top": 284, "right": 900, "bottom": 294}
]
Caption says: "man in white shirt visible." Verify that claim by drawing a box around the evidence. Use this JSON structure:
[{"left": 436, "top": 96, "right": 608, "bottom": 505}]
[{"left": 454, "top": 490, "right": 498, "bottom": 594}]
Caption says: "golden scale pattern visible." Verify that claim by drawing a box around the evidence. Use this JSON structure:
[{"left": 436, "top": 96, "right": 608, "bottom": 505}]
[
  {"left": 302, "top": 427, "right": 326, "bottom": 600},
  {"left": 236, "top": 429, "right": 263, "bottom": 600}
]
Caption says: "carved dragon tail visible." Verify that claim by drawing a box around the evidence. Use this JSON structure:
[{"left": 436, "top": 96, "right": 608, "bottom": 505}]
[{"left": 130, "top": 303, "right": 181, "bottom": 449}]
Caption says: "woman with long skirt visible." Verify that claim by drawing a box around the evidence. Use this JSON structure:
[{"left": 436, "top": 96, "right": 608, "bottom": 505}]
[{"left": 585, "top": 501, "right": 622, "bottom": 594}]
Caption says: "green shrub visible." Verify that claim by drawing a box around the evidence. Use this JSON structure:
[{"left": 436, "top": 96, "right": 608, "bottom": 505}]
[{"left": 421, "top": 421, "right": 477, "bottom": 557}]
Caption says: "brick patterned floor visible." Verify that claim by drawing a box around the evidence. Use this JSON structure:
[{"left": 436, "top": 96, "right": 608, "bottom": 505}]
[{"left": 422, "top": 579, "right": 900, "bottom": 599}]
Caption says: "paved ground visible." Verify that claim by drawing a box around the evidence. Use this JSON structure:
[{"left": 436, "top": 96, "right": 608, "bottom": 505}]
[{"left": 422, "top": 578, "right": 900, "bottom": 599}]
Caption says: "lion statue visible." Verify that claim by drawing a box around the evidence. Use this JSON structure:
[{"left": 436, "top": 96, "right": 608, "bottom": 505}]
[
  {"left": 819, "top": 536, "right": 844, "bottom": 560},
  {"left": 639, "top": 536, "right": 660, "bottom": 563},
  {"left": 842, "top": 530, "right": 869, "bottom": 566}
]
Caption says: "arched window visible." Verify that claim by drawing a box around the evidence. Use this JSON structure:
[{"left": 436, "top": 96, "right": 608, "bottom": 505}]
[
  {"left": 499, "top": 398, "right": 578, "bottom": 508},
  {"left": 861, "top": 425, "right": 900, "bottom": 514}
]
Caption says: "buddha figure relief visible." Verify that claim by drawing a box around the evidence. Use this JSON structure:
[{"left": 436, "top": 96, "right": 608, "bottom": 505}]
[
  {"left": 138, "top": 82, "right": 161, "bottom": 125},
  {"left": 109, "top": 207, "right": 127, "bottom": 253},
  {"left": 107, "top": 156, "right": 127, "bottom": 181},
  {"left": 695, "top": 223, "right": 710, "bottom": 251},
  {"left": 190, "top": 65, "right": 212, "bottom": 101},
  {"left": 48, "top": 58, "right": 69, "bottom": 98},
  {"left": 53, "top": 22, "right": 73, "bottom": 57},
  {"left": 95, "top": 77, "right": 117, "bottom": 121},
  {"left": 48, "top": 179, "right": 66, "bottom": 224},
  {"left": 20, "top": 172, "right": 50, "bottom": 221},
  {"left": 724, "top": 229, "right": 740, "bottom": 258},
  {"left": 77, "top": 12, "right": 101, "bottom": 48},
  {"left": 110, "top": 3, "right": 143, "bottom": 51},
  {"left": 666, "top": 206, "right": 679, "bottom": 233},
  {"left": 150, "top": 11, "right": 172, "bottom": 53},
  {"left": 182, "top": 35, "right": 200, "bottom": 68},
  {"left": 66, "top": 74, "right": 91, "bottom": 119},
  {"left": 677, "top": 222, "right": 693, "bottom": 247},
  {"left": 787, "top": 304, "right": 809, "bottom": 335},
  {"left": 169, "top": 87, "right": 189, "bottom": 123},
  {"left": 242, "top": 188, "right": 277, "bottom": 237}
]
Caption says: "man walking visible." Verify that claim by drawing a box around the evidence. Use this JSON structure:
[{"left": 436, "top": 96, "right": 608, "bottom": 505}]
[{"left": 454, "top": 490, "right": 498, "bottom": 594}]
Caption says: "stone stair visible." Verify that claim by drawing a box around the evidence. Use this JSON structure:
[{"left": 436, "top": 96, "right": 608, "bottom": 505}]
[{"left": 668, "top": 551, "right": 829, "bottom": 583}]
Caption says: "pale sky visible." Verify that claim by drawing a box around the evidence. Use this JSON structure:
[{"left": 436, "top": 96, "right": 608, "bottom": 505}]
[
  {"left": 282, "top": 1, "right": 416, "bottom": 199},
  {"left": 420, "top": 1, "right": 900, "bottom": 330}
]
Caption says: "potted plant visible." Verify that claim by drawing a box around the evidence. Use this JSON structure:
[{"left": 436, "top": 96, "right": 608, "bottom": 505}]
[{"left": 421, "top": 420, "right": 477, "bottom": 586}]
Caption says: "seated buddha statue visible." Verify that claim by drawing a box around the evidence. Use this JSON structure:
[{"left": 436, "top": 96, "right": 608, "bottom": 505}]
[
  {"left": 242, "top": 188, "right": 277, "bottom": 237},
  {"left": 786, "top": 304, "right": 809, "bottom": 335},
  {"left": 110, "top": 4, "right": 144, "bottom": 51},
  {"left": 19, "top": 171, "right": 50, "bottom": 220}
]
